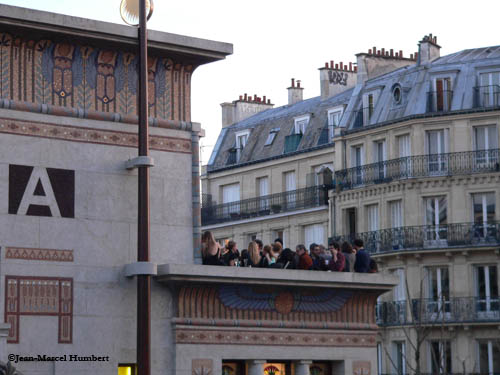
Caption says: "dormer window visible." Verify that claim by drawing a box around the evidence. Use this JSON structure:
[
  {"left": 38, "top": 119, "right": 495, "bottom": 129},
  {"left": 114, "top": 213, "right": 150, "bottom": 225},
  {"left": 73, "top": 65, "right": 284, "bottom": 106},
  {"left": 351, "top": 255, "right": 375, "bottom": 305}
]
[
  {"left": 294, "top": 115, "right": 310, "bottom": 135},
  {"left": 264, "top": 128, "right": 280, "bottom": 146},
  {"left": 327, "top": 106, "right": 344, "bottom": 138},
  {"left": 235, "top": 129, "right": 250, "bottom": 162}
]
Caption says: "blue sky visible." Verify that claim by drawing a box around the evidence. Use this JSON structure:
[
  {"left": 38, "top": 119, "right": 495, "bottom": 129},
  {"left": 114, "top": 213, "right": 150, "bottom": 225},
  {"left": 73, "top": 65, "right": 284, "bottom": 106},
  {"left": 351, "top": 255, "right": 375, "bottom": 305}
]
[{"left": 1, "top": 0, "right": 500, "bottom": 163}]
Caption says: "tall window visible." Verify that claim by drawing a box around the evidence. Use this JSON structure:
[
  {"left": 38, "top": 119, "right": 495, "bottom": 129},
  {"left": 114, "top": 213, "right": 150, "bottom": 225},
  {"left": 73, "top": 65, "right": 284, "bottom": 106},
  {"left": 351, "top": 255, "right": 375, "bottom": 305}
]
[
  {"left": 472, "top": 193, "right": 495, "bottom": 238},
  {"left": 479, "top": 72, "right": 500, "bottom": 107},
  {"left": 475, "top": 265, "right": 499, "bottom": 313},
  {"left": 367, "top": 204, "right": 379, "bottom": 232},
  {"left": 328, "top": 107, "right": 343, "bottom": 138},
  {"left": 435, "top": 78, "right": 452, "bottom": 111},
  {"left": 478, "top": 340, "right": 500, "bottom": 374},
  {"left": 346, "top": 208, "right": 357, "bottom": 238},
  {"left": 426, "top": 129, "right": 448, "bottom": 174},
  {"left": 391, "top": 341, "right": 406, "bottom": 375},
  {"left": 235, "top": 130, "right": 250, "bottom": 162},
  {"left": 427, "top": 267, "right": 450, "bottom": 315},
  {"left": 351, "top": 145, "right": 364, "bottom": 185},
  {"left": 390, "top": 200, "right": 403, "bottom": 228},
  {"left": 424, "top": 196, "right": 447, "bottom": 242},
  {"left": 258, "top": 177, "right": 269, "bottom": 210},
  {"left": 392, "top": 268, "right": 406, "bottom": 301},
  {"left": 222, "top": 183, "right": 240, "bottom": 215},
  {"left": 474, "top": 125, "right": 498, "bottom": 165},
  {"left": 284, "top": 171, "right": 296, "bottom": 209},
  {"left": 273, "top": 229, "right": 285, "bottom": 247},
  {"left": 373, "top": 140, "right": 386, "bottom": 179},
  {"left": 398, "top": 134, "right": 411, "bottom": 176},
  {"left": 429, "top": 340, "right": 451, "bottom": 374}
]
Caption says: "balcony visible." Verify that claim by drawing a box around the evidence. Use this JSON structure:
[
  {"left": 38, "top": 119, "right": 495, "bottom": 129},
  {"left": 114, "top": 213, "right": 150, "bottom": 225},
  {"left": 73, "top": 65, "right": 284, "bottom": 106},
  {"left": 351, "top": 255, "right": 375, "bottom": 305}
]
[
  {"left": 284, "top": 133, "right": 302, "bottom": 153},
  {"left": 473, "top": 85, "right": 500, "bottom": 108},
  {"left": 377, "top": 297, "right": 500, "bottom": 326},
  {"left": 201, "top": 186, "right": 328, "bottom": 226},
  {"left": 333, "top": 221, "right": 500, "bottom": 255},
  {"left": 427, "top": 90, "right": 453, "bottom": 112},
  {"left": 334, "top": 149, "right": 500, "bottom": 191}
]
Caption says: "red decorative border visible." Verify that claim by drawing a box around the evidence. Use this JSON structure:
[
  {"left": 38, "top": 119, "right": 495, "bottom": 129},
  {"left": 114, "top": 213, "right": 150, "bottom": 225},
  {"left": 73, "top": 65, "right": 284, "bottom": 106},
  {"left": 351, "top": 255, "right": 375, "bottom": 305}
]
[
  {"left": 0, "top": 118, "right": 191, "bottom": 154},
  {"left": 4, "top": 276, "right": 73, "bottom": 344},
  {"left": 175, "top": 328, "right": 376, "bottom": 347},
  {"left": 6, "top": 247, "right": 74, "bottom": 262}
]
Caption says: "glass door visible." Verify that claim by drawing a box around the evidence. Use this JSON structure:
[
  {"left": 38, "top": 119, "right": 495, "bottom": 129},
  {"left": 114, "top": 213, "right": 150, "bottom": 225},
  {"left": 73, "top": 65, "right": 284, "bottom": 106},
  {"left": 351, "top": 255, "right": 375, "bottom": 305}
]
[
  {"left": 476, "top": 265, "right": 499, "bottom": 315},
  {"left": 427, "top": 130, "right": 448, "bottom": 175},
  {"left": 424, "top": 196, "right": 448, "bottom": 245}
]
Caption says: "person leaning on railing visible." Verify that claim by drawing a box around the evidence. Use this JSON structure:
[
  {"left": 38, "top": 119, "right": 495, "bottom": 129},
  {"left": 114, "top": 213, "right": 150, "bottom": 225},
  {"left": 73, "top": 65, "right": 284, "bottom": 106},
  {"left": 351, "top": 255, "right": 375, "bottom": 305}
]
[{"left": 327, "top": 240, "right": 345, "bottom": 272}]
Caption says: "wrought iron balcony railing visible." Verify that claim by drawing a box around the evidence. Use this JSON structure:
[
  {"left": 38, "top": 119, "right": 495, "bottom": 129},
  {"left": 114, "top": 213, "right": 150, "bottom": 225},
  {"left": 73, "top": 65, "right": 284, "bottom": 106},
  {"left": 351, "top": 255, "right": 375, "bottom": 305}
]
[
  {"left": 427, "top": 90, "right": 453, "bottom": 112},
  {"left": 334, "top": 149, "right": 500, "bottom": 191},
  {"left": 333, "top": 221, "right": 500, "bottom": 255},
  {"left": 201, "top": 186, "right": 328, "bottom": 226},
  {"left": 377, "top": 297, "right": 500, "bottom": 326},
  {"left": 473, "top": 85, "right": 500, "bottom": 108}
]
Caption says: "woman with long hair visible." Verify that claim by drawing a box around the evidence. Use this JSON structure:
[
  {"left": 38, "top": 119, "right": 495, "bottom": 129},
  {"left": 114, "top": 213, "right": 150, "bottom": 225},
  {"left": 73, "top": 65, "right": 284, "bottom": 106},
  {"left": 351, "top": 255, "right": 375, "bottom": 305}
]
[
  {"left": 201, "top": 231, "right": 222, "bottom": 266},
  {"left": 247, "top": 241, "right": 261, "bottom": 267},
  {"left": 341, "top": 241, "right": 356, "bottom": 272}
]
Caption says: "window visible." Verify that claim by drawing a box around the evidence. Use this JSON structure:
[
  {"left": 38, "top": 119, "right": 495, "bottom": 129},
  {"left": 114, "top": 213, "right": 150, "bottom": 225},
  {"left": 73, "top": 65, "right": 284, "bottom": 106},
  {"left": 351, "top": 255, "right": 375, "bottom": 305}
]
[
  {"left": 479, "top": 72, "right": 500, "bottom": 107},
  {"left": 351, "top": 145, "right": 364, "bottom": 185},
  {"left": 391, "top": 341, "right": 406, "bottom": 375},
  {"left": 478, "top": 340, "right": 500, "bottom": 374},
  {"left": 475, "top": 265, "right": 499, "bottom": 313},
  {"left": 373, "top": 140, "right": 387, "bottom": 179},
  {"left": 474, "top": 125, "right": 498, "bottom": 165},
  {"left": 429, "top": 340, "right": 451, "bottom": 374},
  {"left": 273, "top": 229, "right": 286, "bottom": 247},
  {"left": 265, "top": 128, "right": 280, "bottom": 146},
  {"left": 247, "top": 233, "right": 257, "bottom": 243},
  {"left": 258, "top": 177, "right": 269, "bottom": 210},
  {"left": 216, "top": 237, "right": 229, "bottom": 247},
  {"left": 390, "top": 200, "right": 403, "bottom": 228},
  {"left": 426, "top": 130, "right": 448, "bottom": 174},
  {"left": 434, "top": 78, "right": 452, "bottom": 112},
  {"left": 392, "top": 269, "right": 406, "bottom": 301},
  {"left": 424, "top": 196, "right": 447, "bottom": 242},
  {"left": 222, "top": 183, "right": 240, "bottom": 215},
  {"left": 304, "top": 223, "right": 324, "bottom": 248},
  {"left": 284, "top": 171, "right": 296, "bottom": 209},
  {"left": 393, "top": 84, "right": 402, "bottom": 104},
  {"left": 346, "top": 208, "right": 357, "bottom": 238},
  {"left": 294, "top": 115, "right": 310, "bottom": 135},
  {"left": 398, "top": 135, "right": 411, "bottom": 158},
  {"left": 367, "top": 204, "right": 379, "bottom": 232},
  {"left": 328, "top": 106, "right": 344, "bottom": 138},
  {"left": 426, "top": 267, "right": 450, "bottom": 315},
  {"left": 118, "top": 365, "right": 137, "bottom": 375},
  {"left": 472, "top": 193, "right": 495, "bottom": 238},
  {"left": 235, "top": 130, "right": 250, "bottom": 162}
]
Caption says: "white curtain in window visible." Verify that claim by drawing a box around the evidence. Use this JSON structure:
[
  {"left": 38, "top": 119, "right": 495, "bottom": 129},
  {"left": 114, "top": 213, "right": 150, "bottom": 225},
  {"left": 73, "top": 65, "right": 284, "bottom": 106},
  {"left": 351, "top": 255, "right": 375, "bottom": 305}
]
[
  {"left": 390, "top": 200, "right": 403, "bottom": 228},
  {"left": 367, "top": 204, "right": 379, "bottom": 231},
  {"left": 398, "top": 135, "right": 411, "bottom": 157},
  {"left": 285, "top": 171, "right": 296, "bottom": 191},
  {"left": 304, "top": 224, "right": 325, "bottom": 248},
  {"left": 222, "top": 183, "right": 240, "bottom": 214},
  {"left": 392, "top": 269, "right": 406, "bottom": 301}
]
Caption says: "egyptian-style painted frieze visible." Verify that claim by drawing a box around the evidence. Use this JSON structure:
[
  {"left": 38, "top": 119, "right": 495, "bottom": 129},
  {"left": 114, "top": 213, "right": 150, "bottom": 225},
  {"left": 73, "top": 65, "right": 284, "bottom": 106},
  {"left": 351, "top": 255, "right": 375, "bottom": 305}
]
[
  {"left": 175, "top": 327, "right": 376, "bottom": 347},
  {"left": 0, "top": 118, "right": 192, "bottom": 153},
  {"left": 177, "top": 285, "right": 377, "bottom": 326},
  {"left": 0, "top": 32, "right": 192, "bottom": 121},
  {"left": 6, "top": 247, "right": 74, "bottom": 262},
  {"left": 5, "top": 276, "right": 73, "bottom": 343}
]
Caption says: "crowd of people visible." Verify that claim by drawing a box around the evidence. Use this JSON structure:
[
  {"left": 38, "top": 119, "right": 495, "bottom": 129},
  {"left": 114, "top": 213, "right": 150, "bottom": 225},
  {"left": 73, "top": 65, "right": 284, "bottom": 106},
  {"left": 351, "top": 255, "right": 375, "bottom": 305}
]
[{"left": 201, "top": 231, "right": 378, "bottom": 273}]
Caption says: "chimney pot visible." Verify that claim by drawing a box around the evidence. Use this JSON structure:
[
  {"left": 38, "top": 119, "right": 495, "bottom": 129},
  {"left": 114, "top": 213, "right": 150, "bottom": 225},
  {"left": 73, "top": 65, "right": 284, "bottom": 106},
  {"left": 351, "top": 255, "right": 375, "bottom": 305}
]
[
  {"left": 415, "top": 52, "right": 418, "bottom": 60},
  {"left": 325, "top": 62, "right": 328, "bottom": 68},
  {"left": 267, "top": 99, "right": 270, "bottom": 104},
  {"left": 372, "top": 46, "right": 376, "bottom": 55},
  {"left": 395, "top": 52, "right": 399, "bottom": 58},
  {"left": 368, "top": 49, "right": 372, "bottom": 54},
  {"left": 354, "top": 66, "right": 357, "bottom": 72},
  {"left": 335, "top": 63, "right": 339, "bottom": 69},
  {"left": 381, "top": 48, "right": 385, "bottom": 55},
  {"left": 291, "top": 78, "right": 295, "bottom": 88},
  {"left": 390, "top": 49, "right": 394, "bottom": 57},
  {"left": 349, "top": 62, "right": 352, "bottom": 71},
  {"left": 263, "top": 95, "right": 266, "bottom": 102},
  {"left": 340, "top": 62, "right": 343, "bottom": 70},
  {"left": 244, "top": 93, "right": 247, "bottom": 101},
  {"left": 239, "top": 95, "right": 243, "bottom": 100},
  {"left": 254, "top": 94, "right": 257, "bottom": 101},
  {"left": 399, "top": 50, "right": 403, "bottom": 58},
  {"left": 377, "top": 50, "right": 380, "bottom": 55},
  {"left": 297, "top": 80, "right": 301, "bottom": 88},
  {"left": 330, "top": 60, "right": 334, "bottom": 68}
]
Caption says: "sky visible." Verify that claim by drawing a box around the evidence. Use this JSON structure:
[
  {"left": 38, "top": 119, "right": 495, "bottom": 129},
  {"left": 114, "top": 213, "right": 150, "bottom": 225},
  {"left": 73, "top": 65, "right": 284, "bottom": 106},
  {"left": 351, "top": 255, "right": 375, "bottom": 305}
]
[{"left": 1, "top": 0, "right": 500, "bottom": 164}]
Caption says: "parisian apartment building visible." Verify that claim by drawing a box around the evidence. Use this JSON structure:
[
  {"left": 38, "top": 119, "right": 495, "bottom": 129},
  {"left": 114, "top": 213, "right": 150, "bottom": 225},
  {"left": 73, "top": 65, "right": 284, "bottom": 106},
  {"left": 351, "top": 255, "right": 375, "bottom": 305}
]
[{"left": 201, "top": 35, "right": 500, "bottom": 374}]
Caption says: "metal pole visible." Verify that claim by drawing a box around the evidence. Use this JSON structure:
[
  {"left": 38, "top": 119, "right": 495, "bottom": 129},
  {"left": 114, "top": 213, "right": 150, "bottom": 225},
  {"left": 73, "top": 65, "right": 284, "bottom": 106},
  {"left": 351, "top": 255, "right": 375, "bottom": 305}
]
[{"left": 137, "top": 0, "right": 150, "bottom": 374}]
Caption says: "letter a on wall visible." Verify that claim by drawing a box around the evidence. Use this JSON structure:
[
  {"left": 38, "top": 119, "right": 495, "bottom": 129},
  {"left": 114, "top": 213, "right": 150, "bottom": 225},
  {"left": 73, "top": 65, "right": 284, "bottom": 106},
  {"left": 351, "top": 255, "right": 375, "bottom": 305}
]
[{"left": 9, "top": 165, "right": 74, "bottom": 218}]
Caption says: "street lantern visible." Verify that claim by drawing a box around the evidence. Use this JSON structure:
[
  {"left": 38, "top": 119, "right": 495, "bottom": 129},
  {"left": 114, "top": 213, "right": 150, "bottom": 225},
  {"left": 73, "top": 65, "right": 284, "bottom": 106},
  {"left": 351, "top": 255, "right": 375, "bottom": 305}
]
[{"left": 120, "top": 1, "right": 154, "bottom": 375}]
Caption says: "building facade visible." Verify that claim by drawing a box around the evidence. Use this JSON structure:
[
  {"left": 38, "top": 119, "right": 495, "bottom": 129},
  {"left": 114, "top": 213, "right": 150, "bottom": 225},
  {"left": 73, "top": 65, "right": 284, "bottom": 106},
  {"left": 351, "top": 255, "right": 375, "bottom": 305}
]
[
  {"left": 203, "top": 35, "right": 500, "bottom": 373},
  {"left": 0, "top": 5, "right": 396, "bottom": 375}
]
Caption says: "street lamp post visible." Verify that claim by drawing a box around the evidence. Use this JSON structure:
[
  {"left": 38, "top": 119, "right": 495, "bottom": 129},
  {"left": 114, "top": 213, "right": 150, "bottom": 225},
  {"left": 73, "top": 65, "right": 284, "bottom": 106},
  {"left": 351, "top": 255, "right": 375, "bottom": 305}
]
[{"left": 120, "top": 1, "right": 154, "bottom": 375}]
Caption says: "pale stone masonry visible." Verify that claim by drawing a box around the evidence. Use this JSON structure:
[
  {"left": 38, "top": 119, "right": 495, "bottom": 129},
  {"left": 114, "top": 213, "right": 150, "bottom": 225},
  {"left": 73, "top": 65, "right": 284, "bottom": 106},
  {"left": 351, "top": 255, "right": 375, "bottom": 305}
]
[{"left": 203, "top": 34, "right": 500, "bottom": 373}]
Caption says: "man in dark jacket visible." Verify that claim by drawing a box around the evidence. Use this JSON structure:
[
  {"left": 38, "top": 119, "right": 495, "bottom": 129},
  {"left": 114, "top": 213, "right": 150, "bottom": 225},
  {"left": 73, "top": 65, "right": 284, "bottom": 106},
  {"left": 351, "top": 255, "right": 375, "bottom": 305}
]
[
  {"left": 353, "top": 239, "right": 371, "bottom": 273},
  {"left": 310, "top": 243, "right": 326, "bottom": 271}
]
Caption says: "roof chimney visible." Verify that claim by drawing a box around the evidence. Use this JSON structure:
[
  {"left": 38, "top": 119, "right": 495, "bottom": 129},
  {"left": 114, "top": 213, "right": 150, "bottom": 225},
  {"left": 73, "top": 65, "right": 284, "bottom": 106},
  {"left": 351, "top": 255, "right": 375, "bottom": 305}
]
[
  {"left": 287, "top": 78, "right": 304, "bottom": 105},
  {"left": 319, "top": 60, "right": 357, "bottom": 99},
  {"left": 221, "top": 94, "right": 274, "bottom": 127},
  {"left": 418, "top": 33, "right": 441, "bottom": 65},
  {"left": 356, "top": 45, "right": 416, "bottom": 83}
]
